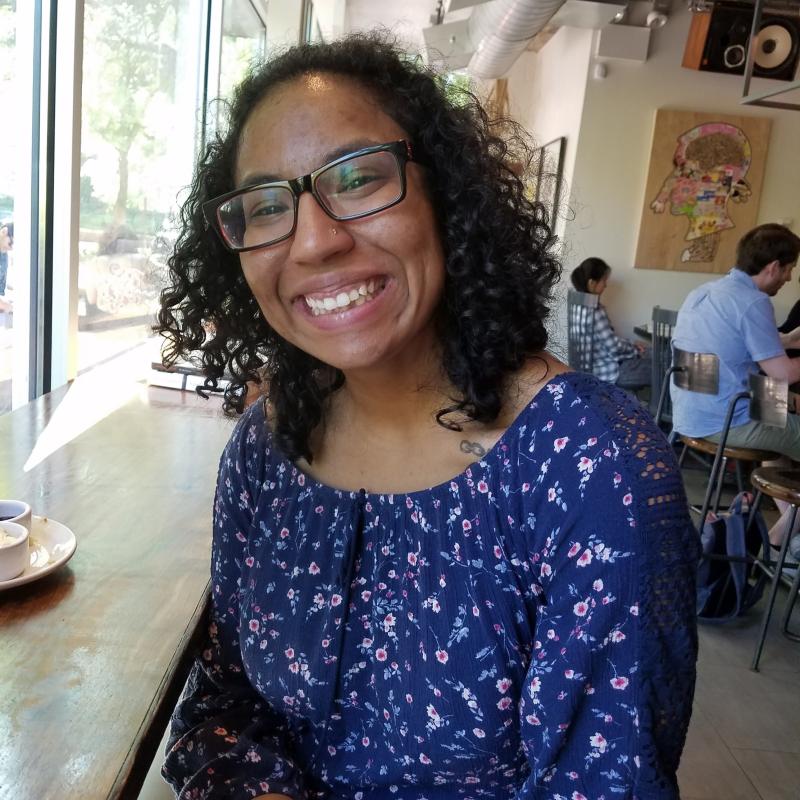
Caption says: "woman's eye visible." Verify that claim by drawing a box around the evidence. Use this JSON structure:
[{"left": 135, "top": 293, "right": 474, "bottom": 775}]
[
  {"left": 337, "top": 171, "right": 379, "bottom": 192},
  {"left": 247, "top": 200, "right": 290, "bottom": 223}
]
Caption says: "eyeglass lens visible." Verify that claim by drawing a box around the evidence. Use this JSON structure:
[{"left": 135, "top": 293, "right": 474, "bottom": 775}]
[{"left": 216, "top": 149, "right": 403, "bottom": 250}]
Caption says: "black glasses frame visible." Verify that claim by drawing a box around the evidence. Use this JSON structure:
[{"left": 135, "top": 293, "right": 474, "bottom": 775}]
[{"left": 203, "top": 139, "right": 416, "bottom": 253}]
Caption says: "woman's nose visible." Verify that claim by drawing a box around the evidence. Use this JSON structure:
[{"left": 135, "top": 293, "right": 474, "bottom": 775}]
[{"left": 289, "top": 192, "right": 353, "bottom": 264}]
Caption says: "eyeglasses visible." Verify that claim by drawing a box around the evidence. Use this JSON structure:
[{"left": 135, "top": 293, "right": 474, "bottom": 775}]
[{"left": 203, "top": 140, "right": 416, "bottom": 253}]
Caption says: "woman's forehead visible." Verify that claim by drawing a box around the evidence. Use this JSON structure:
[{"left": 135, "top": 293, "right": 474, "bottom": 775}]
[{"left": 235, "top": 74, "right": 404, "bottom": 182}]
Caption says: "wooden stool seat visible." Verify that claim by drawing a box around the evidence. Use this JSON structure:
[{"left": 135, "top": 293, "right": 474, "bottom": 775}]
[
  {"left": 679, "top": 436, "right": 779, "bottom": 463},
  {"left": 748, "top": 466, "right": 800, "bottom": 670},
  {"left": 751, "top": 467, "right": 800, "bottom": 507}
]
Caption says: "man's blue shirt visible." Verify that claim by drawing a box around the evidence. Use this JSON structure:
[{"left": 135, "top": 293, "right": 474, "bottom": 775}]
[{"left": 671, "top": 268, "right": 784, "bottom": 437}]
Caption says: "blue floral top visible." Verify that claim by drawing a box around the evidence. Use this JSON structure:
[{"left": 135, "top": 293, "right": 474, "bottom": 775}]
[{"left": 164, "top": 373, "right": 698, "bottom": 800}]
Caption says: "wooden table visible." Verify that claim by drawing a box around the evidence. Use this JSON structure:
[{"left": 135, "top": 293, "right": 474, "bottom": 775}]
[{"left": 0, "top": 385, "right": 235, "bottom": 799}]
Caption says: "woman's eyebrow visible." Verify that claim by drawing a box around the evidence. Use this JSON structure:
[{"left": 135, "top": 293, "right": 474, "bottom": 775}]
[{"left": 237, "top": 139, "right": 387, "bottom": 188}]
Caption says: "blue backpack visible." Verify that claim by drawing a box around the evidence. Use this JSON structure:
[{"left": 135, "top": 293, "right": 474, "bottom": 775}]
[{"left": 697, "top": 492, "right": 770, "bottom": 622}]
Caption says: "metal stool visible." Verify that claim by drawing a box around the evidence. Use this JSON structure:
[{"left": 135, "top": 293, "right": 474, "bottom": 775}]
[
  {"left": 655, "top": 349, "right": 784, "bottom": 526},
  {"left": 748, "top": 467, "right": 800, "bottom": 671}
]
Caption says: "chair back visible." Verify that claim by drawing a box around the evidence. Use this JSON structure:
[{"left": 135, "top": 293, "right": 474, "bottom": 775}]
[
  {"left": 649, "top": 306, "right": 678, "bottom": 418},
  {"left": 748, "top": 372, "right": 788, "bottom": 428},
  {"left": 673, "top": 347, "right": 720, "bottom": 395},
  {"left": 567, "top": 289, "right": 599, "bottom": 373}
]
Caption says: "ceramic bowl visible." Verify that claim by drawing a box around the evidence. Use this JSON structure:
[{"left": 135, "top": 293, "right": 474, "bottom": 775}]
[{"left": 0, "top": 521, "right": 30, "bottom": 581}]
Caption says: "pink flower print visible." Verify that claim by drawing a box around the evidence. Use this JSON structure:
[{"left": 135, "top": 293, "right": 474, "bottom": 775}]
[
  {"left": 462, "top": 519, "right": 472, "bottom": 531},
  {"left": 630, "top": 603, "right": 639, "bottom": 616},
  {"left": 496, "top": 677, "right": 512, "bottom": 693},
  {"left": 573, "top": 793, "right": 588, "bottom": 800},
  {"left": 431, "top": 599, "right": 441, "bottom": 613},
  {"left": 577, "top": 549, "right": 593, "bottom": 567},
  {"left": 297, "top": 473, "right": 305, "bottom": 486},
  {"left": 578, "top": 456, "right": 593, "bottom": 474},
  {"left": 525, "top": 713, "right": 541, "bottom": 726},
  {"left": 497, "top": 696, "right": 512, "bottom": 710},
  {"left": 439, "top": 575, "right": 447, "bottom": 588},
  {"left": 573, "top": 600, "right": 589, "bottom": 617},
  {"left": 361, "top": 590, "right": 371, "bottom": 602},
  {"left": 322, "top": 638, "right": 330, "bottom": 648},
  {"left": 567, "top": 771, "right": 579, "bottom": 780},
  {"left": 611, "top": 676, "right": 629, "bottom": 690},
  {"left": 477, "top": 480, "right": 489, "bottom": 493},
  {"left": 589, "top": 733, "right": 608, "bottom": 753},
  {"left": 493, "top": 545, "right": 503, "bottom": 559},
  {"left": 622, "top": 492, "right": 633, "bottom": 507},
  {"left": 362, "top": 637, "right": 373, "bottom": 647},
  {"left": 235, "top": 531, "right": 246, "bottom": 543},
  {"left": 567, "top": 542, "right": 581, "bottom": 558},
  {"left": 287, "top": 588, "right": 295, "bottom": 599},
  {"left": 284, "top": 648, "right": 294, "bottom": 659},
  {"left": 315, "top": 505, "right": 324, "bottom": 514},
  {"left": 330, "top": 594, "right": 342, "bottom": 607},
  {"left": 249, "top": 619, "right": 259, "bottom": 632},
  {"left": 362, "top": 736, "right": 370, "bottom": 747},
  {"left": 383, "top": 613, "right": 396, "bottom": 631},
  {"left": 613, "top": 472, "right": 622, "bottom": 487},
  {"left": 529, "top": 676, "right": 541, "bottom": 694},
  {"left": 410, "top": 511, "right": 419, "bottom": 523},
  {"left": 376, "top": 648, "right": 388, "bottom": 661},
  {"left": 435, "top": 649, "right": 449, "bottom": 664},
  {"left": 327, "top": 745, "right": 336, "bottom": 756},
  {"left": 610, "top": 630, "right": 626, "bottom": 643},
  {"left": 381, "top": 545, "right": 390, "bottom": 556},
  {"left": 280, "top": 527, "right": 289, "bottom": 538},
  {"left": 604, "top": 714, "right": 613, "bottom": 723},
  {"left": 426, "top": 704, "right": 441, "bottom": 723},
  {"left": 593, "top": 578, "right": 604, "bottom": 592},
  {"left": 406, "top": 496, "right": 414, "bottom": 509},
  {"left": 244, "top": 556, "right": 254, "bottom": 567},
  {"left": 473, "top": 727, "right": 486, "bottom": 738},
  {"left": 419, "top": 753, "right": 431, "bottom": 764},
  {"left": 587, "top": 436, "right": 597, "bottom": 446},
  {"left": 309, "top": 562, "right": 320, "bottom": 575},
  {"left": 407, "top": 552, "right": 418, "bottom": 566},
  {"left": 547, "top": 487, "right": 557, "bottom": 502},
  {"left": 522, "top": 482, "right": 530, "bottom": 492},
  {"left": 406, "top": 693, "right": 413, "bottom": 703},
  {"left": 472, "top": 605, "right": 480, "bottom": 617},
  {"left": 564, "top": 669, "right": 574, "bottom": 679},
  {"left": 289, "top": 661, "right": 299, "bottom": 674}
]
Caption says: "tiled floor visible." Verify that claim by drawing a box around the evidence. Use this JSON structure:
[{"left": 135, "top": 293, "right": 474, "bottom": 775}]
[
  {"left": 139, "top": 461, "right": 800, "bottom": 800},
  {"left": 677, "top": 464, "right": 800, "bottom": 800}
]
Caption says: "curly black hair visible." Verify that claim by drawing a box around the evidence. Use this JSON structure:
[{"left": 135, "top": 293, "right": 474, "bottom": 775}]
[{"left": 155, "top": 32, "right": 561, "bottom": 463}]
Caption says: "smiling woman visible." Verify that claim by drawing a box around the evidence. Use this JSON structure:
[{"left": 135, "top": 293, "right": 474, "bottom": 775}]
[{"left": 155, "top": 33, "right": 698, "bottom": 800}]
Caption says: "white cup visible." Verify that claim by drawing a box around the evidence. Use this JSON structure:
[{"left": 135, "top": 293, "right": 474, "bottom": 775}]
[
  {"left": 0, "top": 521, "right": 30, "bottom": 581},
  {"left": 0, "top": 499, "right": 32, "bottom": 534}
]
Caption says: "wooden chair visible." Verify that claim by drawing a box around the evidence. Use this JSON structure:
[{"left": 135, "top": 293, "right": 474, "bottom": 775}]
[
  {"left": 746, "top": 467, "right": 800, "bottom": 670},
  {"left": 566, "top": 289, "right": 598, "bottom": 373},
  {"left": 649, "top": 306, "right": 678, "bottom": 422},
  {"left": 655, "top": 348, "right": 785, "bottom": 526}
]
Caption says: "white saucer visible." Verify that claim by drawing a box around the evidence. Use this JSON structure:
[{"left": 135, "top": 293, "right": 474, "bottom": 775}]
[{"left": 0, "top": 516, "right": 77, "bottom": 591}]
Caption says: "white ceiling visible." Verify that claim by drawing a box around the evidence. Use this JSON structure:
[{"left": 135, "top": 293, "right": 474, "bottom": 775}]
[{"left": 344, "top": 0, "right": 438, "bottom": 52}]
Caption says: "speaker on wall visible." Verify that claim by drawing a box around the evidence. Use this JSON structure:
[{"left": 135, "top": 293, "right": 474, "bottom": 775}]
[{"left": 682, "top": 2, "right": 800, "bottom": 81}]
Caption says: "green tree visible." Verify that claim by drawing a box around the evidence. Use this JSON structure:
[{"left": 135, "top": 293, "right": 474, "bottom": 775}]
[{"left": 84, "top": 0, "right": 178, "bottom": 234}]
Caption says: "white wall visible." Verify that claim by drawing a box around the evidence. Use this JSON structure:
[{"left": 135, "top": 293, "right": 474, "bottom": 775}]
[{"left": 562, "top": 2, "right": 800, "bottom": 338}]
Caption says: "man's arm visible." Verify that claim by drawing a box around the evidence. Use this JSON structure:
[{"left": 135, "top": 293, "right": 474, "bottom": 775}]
[{"left": 758, "top": 353, "right": 800, "bottom": 384}]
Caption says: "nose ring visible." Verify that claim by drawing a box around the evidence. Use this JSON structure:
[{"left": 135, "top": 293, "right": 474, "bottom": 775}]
[{"left": 330, "top": 227, "right": 338, "bottom": 237}]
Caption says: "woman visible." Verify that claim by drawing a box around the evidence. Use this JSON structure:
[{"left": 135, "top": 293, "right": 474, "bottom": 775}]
[
  {"left": 570, "top": 257, "right": 652, "bottom": 390},
  {"left": 156, "top": 35, "right": 697, "bottom": 800}
]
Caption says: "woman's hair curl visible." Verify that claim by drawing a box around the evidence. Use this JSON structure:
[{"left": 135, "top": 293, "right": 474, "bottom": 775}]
[{"left": 155, "top": 33, "right": 561, "bottom": 463}]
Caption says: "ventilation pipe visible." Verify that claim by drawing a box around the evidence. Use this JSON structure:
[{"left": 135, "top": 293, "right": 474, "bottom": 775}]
[{"left": 467, "top": 0, "right": 569, "bottom": 78}]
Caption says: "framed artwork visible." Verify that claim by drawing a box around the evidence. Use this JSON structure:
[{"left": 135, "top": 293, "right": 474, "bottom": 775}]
[
  {"left": 531, "top": 136, "right": 565, "bottom": 226},
  {"left": 634, "top": 109, "right": 771, "bottom": 274}
]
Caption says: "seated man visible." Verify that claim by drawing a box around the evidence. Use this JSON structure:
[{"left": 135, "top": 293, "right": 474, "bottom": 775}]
[{"left": 672, "top": 223, "right": 800, "bottom": 461}]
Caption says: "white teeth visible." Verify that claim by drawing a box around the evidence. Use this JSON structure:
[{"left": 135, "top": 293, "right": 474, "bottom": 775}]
[{"left": 304, "top": 279, "right": 385, "bottom": 316}]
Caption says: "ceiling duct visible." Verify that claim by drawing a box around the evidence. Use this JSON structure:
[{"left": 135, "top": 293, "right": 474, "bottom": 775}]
[{"left": 468, "top": 0, "right": 569, "bottom": 78}]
